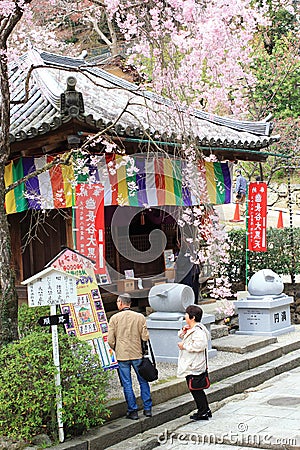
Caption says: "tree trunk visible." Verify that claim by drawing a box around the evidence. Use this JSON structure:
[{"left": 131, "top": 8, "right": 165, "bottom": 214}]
[
  {"left": 0, "top": 5, "right": 28, "bottom": 344},
  {"left": 0, "top": 166, "right": 19, "bottom": 344}
]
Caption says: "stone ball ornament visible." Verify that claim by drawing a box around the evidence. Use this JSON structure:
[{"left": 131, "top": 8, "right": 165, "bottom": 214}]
[{"left": 248, "top": 269, "right": 284, "bottom": 297}]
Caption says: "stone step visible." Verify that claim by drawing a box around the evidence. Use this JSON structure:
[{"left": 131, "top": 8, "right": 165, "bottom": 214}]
[
  {"left": 106, "top": 335, "right": 299, "bottom": 421},
  {"left": 107, "top": 351, "right": 300, "bottom": 450},
  {"left": 212, "top": 334, "right": 277, "bottom": 353},
  {"left": 211, "top": 324, "right": 229, "bottom": 339},
  {"left": 54, "top": 348, "right": 300, "bottom": 450},
  {"left": 50, "top": 334, "right": 300, "bottom": 450}
]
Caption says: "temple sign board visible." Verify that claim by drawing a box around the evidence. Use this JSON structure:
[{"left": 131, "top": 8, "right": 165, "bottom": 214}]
[
  {"left": 49, "top": 248, "right": 118, "bottom": 371},
  {"left": 21, "top": 267, "right": 78, "bottom": 307}
]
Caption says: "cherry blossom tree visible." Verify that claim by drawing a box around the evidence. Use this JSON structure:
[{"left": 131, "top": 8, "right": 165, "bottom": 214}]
[
  {"left": 104, "top": 0, "right": 269, "bottom": 115},
  {"left": 0, "top": 0, "right": 33, "bottom": 344},
  {"left": 9, "top": 0, "right": 123, "bottom": 56},
  {"left": 101, "top": 0, "right": 270, "bottom": 298},
  {"left": 1, "top": 0, "right": 291, "bottom": 344},
  {"left": 240, "top": 0, "right": 300, "bottom": 184}
]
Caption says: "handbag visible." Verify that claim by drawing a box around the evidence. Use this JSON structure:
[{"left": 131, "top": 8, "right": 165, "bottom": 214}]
[
  {"left": 188, "top": 370, "right": 210, "bottom": 390},
  {"left": 188, "top": 349, "right": 210, "bottom": 391},
  {"left": 138, "top": 340, "right": 158, "bottom": 382}
]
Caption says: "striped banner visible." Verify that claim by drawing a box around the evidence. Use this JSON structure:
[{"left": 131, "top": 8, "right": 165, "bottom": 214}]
[
  {"left": 4, "top": 156, "right": 74, "bottom": 214},
  {"left": 4, "top": 155, "right": 233, "bottom": 214}
]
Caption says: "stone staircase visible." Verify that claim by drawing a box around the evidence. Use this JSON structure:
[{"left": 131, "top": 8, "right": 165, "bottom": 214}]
[
  {"left": 51, "top": 327, "right": 300, "bottom": 450},
  {"left": 211, "top": 323, "right": 229, "bottom": 339}
]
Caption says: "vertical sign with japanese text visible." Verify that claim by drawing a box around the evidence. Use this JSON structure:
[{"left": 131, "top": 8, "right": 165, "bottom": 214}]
[
  {"left": 248, "top": 182, "right": 268, "bottom": 252},
  {"left": 75, "top": 183, "right": 105, "bottom": 274},
  {"left": 51, "top": 248, "right": 118, "bottom": 370}
]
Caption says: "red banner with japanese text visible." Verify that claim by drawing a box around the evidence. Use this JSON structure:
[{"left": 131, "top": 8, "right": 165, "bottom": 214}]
[
  {"left": 75, "top": 183, "right": 105, "bottom": 273},
  {"left": 248, "top": 182, "right": 267, "bottom": 252}
]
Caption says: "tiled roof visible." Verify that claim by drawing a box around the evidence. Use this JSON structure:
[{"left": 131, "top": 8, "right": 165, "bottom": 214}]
[{"left": 8, "top": 48, "right": 279, "bottom": 152}]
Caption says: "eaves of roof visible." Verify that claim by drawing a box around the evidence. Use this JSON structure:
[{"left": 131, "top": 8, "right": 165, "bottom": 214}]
[{"left": 8, "top": 49, "right": 280, "bottom": 154}]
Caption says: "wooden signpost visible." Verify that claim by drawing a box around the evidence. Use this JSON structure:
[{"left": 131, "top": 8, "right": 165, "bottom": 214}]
[
  {"left": 22, "top": 268, "right": 78, "bottom": 443},
  {"left": 38, "top": 313, "right": 69, "bottom": 327}
]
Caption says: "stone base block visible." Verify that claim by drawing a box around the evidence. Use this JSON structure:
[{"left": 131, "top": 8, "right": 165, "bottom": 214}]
[
  {"left": 236, "top": 325, "right": 295, "bottom": 337},
  {"left": 234, "top": 295, "right": 294, "bottom": 336}
]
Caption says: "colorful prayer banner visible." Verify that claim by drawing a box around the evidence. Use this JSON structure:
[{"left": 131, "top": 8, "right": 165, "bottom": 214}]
[
  {"left": 4, "top": 156, "right": 74, "bottom": 214},
  {"left": 4, "top": 155, "right": 233, "bottom": 214},
  {"left": 248, "top": 182, "right": 268, "bottom": 252}
]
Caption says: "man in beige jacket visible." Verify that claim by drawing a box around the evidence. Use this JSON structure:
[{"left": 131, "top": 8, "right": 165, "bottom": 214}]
[{"left": 108, "top": 293, "right": 153, "bottom": 420}]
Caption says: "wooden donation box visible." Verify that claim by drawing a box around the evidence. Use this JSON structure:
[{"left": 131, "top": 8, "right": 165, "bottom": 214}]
[{"left": 117, "top": 279, "right": 138, "bottom": 292}]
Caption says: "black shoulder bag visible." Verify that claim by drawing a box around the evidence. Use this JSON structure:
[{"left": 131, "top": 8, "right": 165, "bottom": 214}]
[
  {"left": 138, "top": 340, "right": 158, "bottom": 382},
  {"left": 188, "top": 349, "right": 210, "bottom": 390}
]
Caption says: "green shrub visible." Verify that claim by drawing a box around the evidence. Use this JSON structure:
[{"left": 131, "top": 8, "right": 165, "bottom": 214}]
[
  {"left": 0, "top": 331, "right": 110, "bottom": 441},
  {"left": 226, "top": 228, "right": 300, "bottom": 285},
  {"left": 18, "top": 303, "right": 51, "bottom": 338}
]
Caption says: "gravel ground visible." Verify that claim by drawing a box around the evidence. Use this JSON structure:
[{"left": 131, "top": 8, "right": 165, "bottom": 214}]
[{"left": 105, "top": 325, "right": 300, "bottom": 401}]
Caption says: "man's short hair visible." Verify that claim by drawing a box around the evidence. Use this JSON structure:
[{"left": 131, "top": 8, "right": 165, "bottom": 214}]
[
  {"left": 118, "top": 293, "right": 132, "bottom": 305},
  {"left": 185, "top": 304, "right": 203, "bottom": 322},
  {"left": 236, "top": 169, "right": 241, "bottom": 175}
]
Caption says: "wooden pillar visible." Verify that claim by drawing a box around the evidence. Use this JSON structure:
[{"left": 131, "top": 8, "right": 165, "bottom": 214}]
[
  {"left": 65, "top": 212, "right": 74, "bottom": 249},
  {"left": 8, "top": 215, "right": 23, "bottom": 284}
]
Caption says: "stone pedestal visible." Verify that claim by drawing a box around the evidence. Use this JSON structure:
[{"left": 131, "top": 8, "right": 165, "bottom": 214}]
[
  {"left": 234, "top": 294, "right": 295, "bottom": 336},
  {"left": 147, "top": 313, "right": 217, "bottom": 363}
]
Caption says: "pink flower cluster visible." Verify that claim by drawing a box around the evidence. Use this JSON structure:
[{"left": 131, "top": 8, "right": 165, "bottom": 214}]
[{"left": 105, "top": 0, "right": 269, "bottom": 115}]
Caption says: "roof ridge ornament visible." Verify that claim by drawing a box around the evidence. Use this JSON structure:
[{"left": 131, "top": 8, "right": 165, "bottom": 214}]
[{"left": 60, "top": 76, "right": 84, "bottom": 117}]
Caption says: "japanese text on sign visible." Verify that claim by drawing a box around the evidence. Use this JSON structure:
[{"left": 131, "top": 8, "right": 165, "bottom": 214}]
[
  {"left": 52, "top": 248, "right": 118, "bottom": 370},
  {"left": 75, "top": 183, "right": 105, "bottom": 274},
  {"left": 248, "top": 182, "right": 267, "bottom": 252},
  {"left": 26, "top": 272, "right": 77, "bottom": 307},
  {"left": 38, "top": 314, "right": 70, "bottom": 326},
  {"left": 274, "top": 311, "right": 287, "bottom": 323}
]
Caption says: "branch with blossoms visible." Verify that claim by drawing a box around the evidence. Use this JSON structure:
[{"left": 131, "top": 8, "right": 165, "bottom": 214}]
[
  {"left": 105, "top": 0, "right": 269, "bottom": 115},
  {"left": 176, "top": 198, "right": 233, "bottom": 299},
  {"left": 79, "top": 95, "right": 234, "bottom": 299},
  {"left": 102, "top": 0, "right": 267, "bottom": 298},
  {"left": 216, "top": 298, "right": 236, "bottom": 326},
  {"left": 5, "top": 95, "right": 132, "bottom": 196}
]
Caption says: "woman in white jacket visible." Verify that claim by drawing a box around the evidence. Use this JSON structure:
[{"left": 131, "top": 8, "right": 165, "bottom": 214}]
[{"left": 177, "top": 304, "right": 211, "bottom": 420}]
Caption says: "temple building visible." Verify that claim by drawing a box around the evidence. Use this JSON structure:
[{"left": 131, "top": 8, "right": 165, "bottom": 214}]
[{"left": 5, "top": 48, "right": 279, "bottom": 307}]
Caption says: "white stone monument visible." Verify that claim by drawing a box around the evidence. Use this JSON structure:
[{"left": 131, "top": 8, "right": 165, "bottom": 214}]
[
  {"left": 146, "top": 283, "right": 216, "bottom": 363},
  {"left": 234, "top": 269, "right": 294, "bottom": 336}
]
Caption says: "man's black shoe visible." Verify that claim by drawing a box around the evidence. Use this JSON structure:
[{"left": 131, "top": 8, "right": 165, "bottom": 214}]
[
  {"left": 190, "top": 412, "right": 209, "bottom": 421},
  {"left": 126, "top": 411, "right": 139, "bottom": 420},
  {"left": 143, "top": 409, "right": 152, "bottom": 417},
  {"left": 207, "top": 408, "right": 212, "bottom": 418}
]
